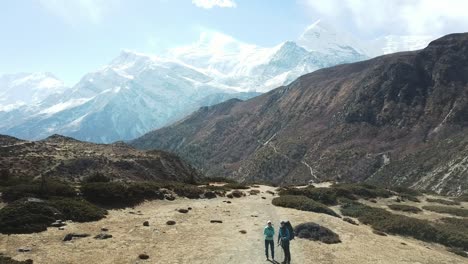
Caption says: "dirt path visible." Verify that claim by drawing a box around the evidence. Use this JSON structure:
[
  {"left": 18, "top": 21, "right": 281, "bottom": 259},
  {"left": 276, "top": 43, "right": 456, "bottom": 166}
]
[{"left": 0, "top": 186, "right": 466, "bottom": 264}]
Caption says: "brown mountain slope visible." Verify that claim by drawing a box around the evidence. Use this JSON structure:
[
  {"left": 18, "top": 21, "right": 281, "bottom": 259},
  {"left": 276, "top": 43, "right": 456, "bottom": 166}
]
[
  {"left": 0, "top": 134, "right": 199, "bottom": 183},
  {"left": 131, "top": 33, "right": 468, "bottom": 195}
]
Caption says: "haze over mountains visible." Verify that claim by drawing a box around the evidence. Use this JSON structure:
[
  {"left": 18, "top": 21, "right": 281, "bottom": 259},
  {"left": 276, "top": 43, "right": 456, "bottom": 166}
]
[
  {"left": 0, "top": 21, "right": 435, "bottom": 143},
  {"left": 132, "top": 33, "right": 468, "bottom": 196}
]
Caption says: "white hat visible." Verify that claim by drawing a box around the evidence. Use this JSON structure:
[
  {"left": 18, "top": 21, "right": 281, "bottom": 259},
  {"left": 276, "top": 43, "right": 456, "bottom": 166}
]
[{"left": 267, "top": 220, "right": 272, "bottom": 224}]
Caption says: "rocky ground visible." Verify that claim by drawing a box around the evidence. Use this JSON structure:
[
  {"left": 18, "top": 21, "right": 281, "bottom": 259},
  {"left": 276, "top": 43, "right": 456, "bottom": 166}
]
[{"left": 0, "top": 185, "right": 466, "bottom": 264}]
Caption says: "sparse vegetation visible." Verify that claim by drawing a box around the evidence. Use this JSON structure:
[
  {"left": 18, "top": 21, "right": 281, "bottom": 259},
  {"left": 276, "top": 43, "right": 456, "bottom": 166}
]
[
  {"left": 81, "top": 182, "right": 165, "bottom": 206},
  {"left": 2, "top": 181, "right": 76, "bottom": 202},
  {"left": 422, "top": 205, "right": 468, "bottom": 217},
  {"left": 0, "top": 197, "right": 107, "bottom": 234},
  {"left": 341, "top": 201, "right": 468, "bottom": 250},
  {"left": 279, "top": 183, "right": 392, "bottom": 205},
  {"left": 272, "top": 195, "right": 340, "bottom": 218},
  {"left": 48, "top": 198, "right": 107, "bottom": 222},
  {"left": 426, "top": 198, "right": 460, "bottom": 206},
  {"left": 223, "top": 182, "right": 250, "bottom": 190},
  {"left": 83, "top": 172, "right": 111, "bottom": 183},
  {"left": 455, "top": 194, "right": 468, "bottom": 202},
  {"left": 388, "top": 204, "right": 422, "bottom": 213}
]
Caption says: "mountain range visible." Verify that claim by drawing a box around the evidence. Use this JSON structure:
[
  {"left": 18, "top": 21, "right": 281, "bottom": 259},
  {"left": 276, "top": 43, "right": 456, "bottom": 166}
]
[
  {"left": 0, "top": 21, "right": 435, "bottom": 143},
  {"left": 131, "top": 33, "right": 468, "bottom": 196}
]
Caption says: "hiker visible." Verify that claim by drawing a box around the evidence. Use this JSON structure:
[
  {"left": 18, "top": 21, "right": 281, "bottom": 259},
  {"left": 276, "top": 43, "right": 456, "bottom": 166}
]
[
  {"left": 264, "top": 220, "right": 275, "bottom": 261},
  {"left": 278, "top": 221, "right": 291, "bottom": 264}
]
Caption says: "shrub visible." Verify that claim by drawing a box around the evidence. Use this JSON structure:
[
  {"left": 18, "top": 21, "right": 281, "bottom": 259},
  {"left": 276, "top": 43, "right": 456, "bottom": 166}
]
[
  {"left": 81, "top": 182, "right": 165, "bottom": 206},
  {"left": 272, "top": 195, "right": 340, "bottom": 218},
  {"left": 388, "top": 204, "right": 422, "bottom": 213},
  {"left": 49, "top": 198, "right": 107, "bottom": 222},
  {"left": 448, "top": 247, "right": 468, "bottom": 258},
  {"left": 223, "top": 183, "right": 250, "bottom": 190},
  {"left": 422, "top": 206, "right": 468, "bottom": 217},
  {"left": 455, "top": 194, "right": 468, "bottom": 202},
  {"left": 280, "top": 184, "right": 392, "bottom": 206},
  {"left": 279, "top": 186, "right": 354, "bottom": 205},
  {"left": 2, "top": 181, "right": 76, "bottom": 202},
  {"left": 400, "top": 194, "right": 421, "bottom": 203},
  {"left": 83, "top": 172, "right": 111, "bottom": 183},
  {"left": 0, "top": 255, "right": 33, "bottom": 264},
  {"left": 390, "top": 187, "right": 421, "bottom": 197},
  {"left": 294, "top": 222, "right": 341, "bottom": 244},
  {"left": 0, "top": 198, "right": 61, "bottom": 234},
  {"left": 199, "top": 177, "right": 237, "bottom": 184},
  {"left": 341, "top": 201, "right": 468, "bottom": 250},
  {"left": 426, "top": 198, "right": 460, "bottom": 206}
]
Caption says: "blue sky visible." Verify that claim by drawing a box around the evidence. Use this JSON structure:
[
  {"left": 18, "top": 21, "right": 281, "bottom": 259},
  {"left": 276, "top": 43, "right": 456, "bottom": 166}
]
[{"left": 1, "top": 0, "right": 468, "bottom": 86}]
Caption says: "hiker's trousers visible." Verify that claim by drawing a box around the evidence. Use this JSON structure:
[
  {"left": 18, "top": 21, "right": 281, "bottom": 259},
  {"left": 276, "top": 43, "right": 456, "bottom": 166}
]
[
  {"left": 265, "top": 239, "right": 274, "bottom": 259},
  {"left": 281, "top": 240, "right": 291, "bottom": 263}
]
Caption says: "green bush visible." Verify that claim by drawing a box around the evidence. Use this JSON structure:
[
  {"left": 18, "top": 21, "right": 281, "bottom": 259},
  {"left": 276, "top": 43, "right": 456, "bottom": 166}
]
[
  {"left": 390, "top": 186, "right": 421, "bottom": 197},
  {"left": 294, "top": 222, "right": 341, "bottom": 243},
  {"left": 455, "top": 194, "right": 468, "bottom": 202},
  {"left": 2, "top": 181, "right": 76, "bottom": 202},
  {"left": 388, "top": 204, "right": 422, "bottom": 213},
  {"left": 0, "top": 255, "right": 33, "bottom": 264},
  {"left": 422, "top": 205, "right": 468, "bottom": 217},
  {"left": 49, "top": 198, "right": 107, "bottom": 222},
  {"left": 0, "top": 197, "right": 107, "bottom": 234},
  {"left": 198, "top": 177, "right": 237, "bottom": 184},
  {"left": 83, "top": 172, "right": 111, "bottom": 183},
  {"left": 426, "top": 198, "right": 460, "bottom": 206},
  {"left": 279, "top": 186, "right": 354, "bottom": 205},
  {"left": 272, "top": 195, "right": 340, "bottom": 217},
  {"left": 81, "top": 182, "right": 165, "bottom": 206},
  {"left": 0, "top": 198, "right": 60, "bottom": 234},
  {"left": 340, "top": 201, "right": 468, "bottom": 250},
  {"left": 279, "top": 184, "right": 392, "bottom": 206}
]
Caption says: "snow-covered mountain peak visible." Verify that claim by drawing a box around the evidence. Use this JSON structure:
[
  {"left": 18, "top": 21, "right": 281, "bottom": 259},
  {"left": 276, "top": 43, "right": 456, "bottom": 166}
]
[{"left": 297, "top": 20, "right": 370, "bottom": 56}]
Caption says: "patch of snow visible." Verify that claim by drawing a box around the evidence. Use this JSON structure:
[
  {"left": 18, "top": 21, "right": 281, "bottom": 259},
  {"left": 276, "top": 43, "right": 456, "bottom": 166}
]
[{"left": 38, "top": 97, "right": 93, "bottom": 115}]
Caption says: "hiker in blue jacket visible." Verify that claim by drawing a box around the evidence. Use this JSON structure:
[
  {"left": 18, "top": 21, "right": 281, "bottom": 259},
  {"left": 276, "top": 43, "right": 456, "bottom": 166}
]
[
  {"left": 278, "top": 221, "right": 291, "bottom": 264},
  {"left": 263, "top": 220, "right": 275, "bottom": 261}
]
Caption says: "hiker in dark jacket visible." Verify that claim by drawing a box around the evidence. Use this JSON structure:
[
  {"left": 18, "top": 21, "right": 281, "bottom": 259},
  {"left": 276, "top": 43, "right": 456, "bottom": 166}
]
[
  {"left": 278, "top": 221, "right": 291, "bottom": 264},
  {"left": 263, "top": 220, "right": 275, "bottom": 260}
]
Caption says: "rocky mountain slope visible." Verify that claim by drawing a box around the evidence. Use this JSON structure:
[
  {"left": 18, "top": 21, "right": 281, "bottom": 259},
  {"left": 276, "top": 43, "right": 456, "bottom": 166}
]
[
  {"left": 131, "top": 33, "right": 468, "bottom": 195},
  {"left": 0, "top": 21, "right": 433, "bottom": 144},
  {"left": 0, "top": 134, "right": 199, "bottom": 183}
]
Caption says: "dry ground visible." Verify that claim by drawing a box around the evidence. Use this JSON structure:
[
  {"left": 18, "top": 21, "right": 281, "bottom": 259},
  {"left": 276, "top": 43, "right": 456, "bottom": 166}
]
[{"left": 1, "top": 185, "right": 467, "bottom": 264}]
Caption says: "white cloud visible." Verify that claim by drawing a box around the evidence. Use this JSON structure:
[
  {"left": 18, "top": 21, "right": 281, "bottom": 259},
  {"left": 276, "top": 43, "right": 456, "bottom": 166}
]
[
  {"left": 192, "top": 0, "right": 236, "bottom": 9},
  {"left": 301, "top": 0, "right": 468, "bottom": 36},
  {"left": 37, "top": 0, "right": 118, "bottom": 25}
]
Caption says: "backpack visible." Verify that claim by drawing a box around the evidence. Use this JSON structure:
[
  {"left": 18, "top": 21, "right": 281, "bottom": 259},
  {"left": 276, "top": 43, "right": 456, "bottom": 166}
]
[{"left": 285, "top": 221, "right": 294, "bottom": 240}]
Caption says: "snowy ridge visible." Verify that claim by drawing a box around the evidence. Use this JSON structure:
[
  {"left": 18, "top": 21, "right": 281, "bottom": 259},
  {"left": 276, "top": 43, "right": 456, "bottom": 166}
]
[{"left": 0, "top": 21, "right": 438, "bottom": 143}]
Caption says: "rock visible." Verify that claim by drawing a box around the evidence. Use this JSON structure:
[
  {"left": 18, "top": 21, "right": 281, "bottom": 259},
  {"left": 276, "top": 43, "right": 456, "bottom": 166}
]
[
  {"left": 239, "top": 230, "right": 247, "bottom": 234},
  {"left": 166, "top": 220, "right": 176, "bottom": 225},
  {"left": 18, "top": 247, "right": 32, "bottom": 252},
  {"left": 63, "top": 233, "right": 90, "bottom": 241},
  {"left": 58, "top": 227, "right": 66, "bottom": 230},
  {"left": 369, "top": 199, "right": 377, "bottom": 203},
  {"left": 188, "top": 207, "right": 192, "bottom": 210},
  {"left": 373, "top": 230, "right": 387, "bottom": 236},
  {"left": 94, "top": 233, "right": 112, "bottom": 240},
  {"left": 261, "top": 197, "right": 267, "bottom": 199},
  {"left": 138, "top": 254, "right": 150, "bottom": 260},
  {"left": 178, "top": 209, "right": 189, "bottom": 213},
  {"left": 401, "top": 242, "right": 407, "bottom": 245},
  {"left": 210, "top": 220, "right": 223, "bottom": 223},
  {"left": 143, "top": 221, "right": 150, "bottom": 226},
  {"left": 101, "top": 228, "right": 109, "bottom": 232},
  {"left": 226, "top": 201, "right": 232, "bottom": 204},
  {"left": 165, "top": 194, "right": 176, "bottom": 201},
  {"left": 51, "top": 220, "right": 66, "bottom": 227}
]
